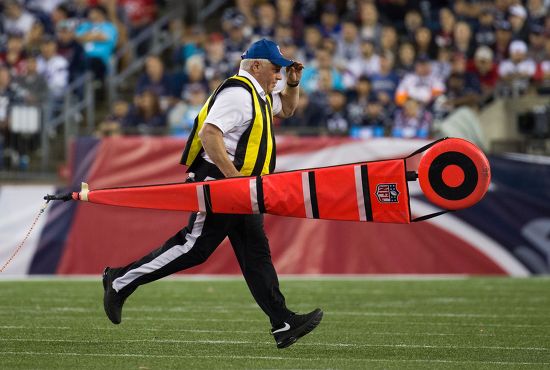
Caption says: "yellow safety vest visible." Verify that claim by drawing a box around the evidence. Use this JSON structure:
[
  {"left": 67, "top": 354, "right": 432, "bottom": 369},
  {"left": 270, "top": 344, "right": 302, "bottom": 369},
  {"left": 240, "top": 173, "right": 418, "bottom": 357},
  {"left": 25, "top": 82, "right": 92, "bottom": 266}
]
[{"left": 180, "top": 75, "right": 276, "bottom": 176}]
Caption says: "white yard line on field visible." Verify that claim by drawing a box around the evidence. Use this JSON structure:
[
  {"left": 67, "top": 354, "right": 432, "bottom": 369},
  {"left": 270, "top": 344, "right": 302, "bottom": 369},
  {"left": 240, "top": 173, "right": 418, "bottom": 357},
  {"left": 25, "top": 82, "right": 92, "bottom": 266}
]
[
  {"left": 1, "top": 338, "right": 548, "bottom": 351},
  {"left": 2, "top": 325, "right": 550, "bottom": 338},
  {"left": 0, "top": 351, "right": 549, "bottom": 366}
]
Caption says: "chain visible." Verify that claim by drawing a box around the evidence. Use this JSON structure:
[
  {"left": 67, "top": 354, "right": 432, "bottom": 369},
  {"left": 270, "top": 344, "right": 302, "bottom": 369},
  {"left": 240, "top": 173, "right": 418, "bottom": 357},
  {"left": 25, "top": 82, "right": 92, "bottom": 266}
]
[{"left": 0, "top": 201, "right": 49, "bottom": 273}]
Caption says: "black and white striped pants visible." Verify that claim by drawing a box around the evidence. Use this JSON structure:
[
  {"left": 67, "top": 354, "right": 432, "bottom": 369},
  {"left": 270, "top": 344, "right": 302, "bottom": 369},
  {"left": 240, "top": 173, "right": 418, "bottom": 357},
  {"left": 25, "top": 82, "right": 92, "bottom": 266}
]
[{"left": 109, "top": 173, "right": 293, "bottom": 326}]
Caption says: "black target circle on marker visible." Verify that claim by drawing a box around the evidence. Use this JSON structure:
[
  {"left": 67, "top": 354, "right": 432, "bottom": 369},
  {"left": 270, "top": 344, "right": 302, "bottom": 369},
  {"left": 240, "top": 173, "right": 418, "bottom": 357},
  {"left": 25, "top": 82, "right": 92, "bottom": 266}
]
[
  {"left": 428, "top": 151, "right": 478, "bottom": 201},
  {"left": 418, "top": 138, "right": 491, "bottom": 210}
]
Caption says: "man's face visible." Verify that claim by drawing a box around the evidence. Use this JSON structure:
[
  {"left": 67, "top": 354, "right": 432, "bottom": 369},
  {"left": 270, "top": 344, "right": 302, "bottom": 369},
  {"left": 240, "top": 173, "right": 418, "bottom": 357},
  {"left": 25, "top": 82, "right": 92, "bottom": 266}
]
[
  {"left": 474, "top": 57, "right": 492, "bottom": 73},
  {"left": 255, "top": 61, "right": 282, "bottom": 94}
]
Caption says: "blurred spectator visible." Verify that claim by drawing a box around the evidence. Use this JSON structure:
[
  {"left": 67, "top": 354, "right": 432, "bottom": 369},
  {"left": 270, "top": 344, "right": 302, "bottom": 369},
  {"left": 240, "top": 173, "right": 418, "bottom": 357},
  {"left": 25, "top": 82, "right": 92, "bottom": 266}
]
[
  {"left": 12, "top": 55, "right": 48, "bottom": 105},
  {"left": 379, "top": 25, "right": 398, "bottom": 57},
  {"left": 403, "top": 9, "right": 424, "bottom": 42},
  {"left": 50, "top": 3, "right": 71, "bottom": 30},
  {"left": 347, "top": 39, "right": 380, "bottom": 86},
  {"left": 119, "top": 0, "right": 158, "bottom": 37},
  {"left": 432, "top": 47, "right": 452, "bottom": 81},
  {"left": 322, "top": 37, "right": 337, "bottom": 56},
  {"left": 474, "top": 8, "right": 497, "bottom": 48},
  {"left": 392, "top": 97, "right": 432, "bottom": 139},
  {"left": 56, "top": 20, "right": 86, "bottom": 83},
  {"left": 395, "top": 55, "right": 445, "bottom": 107},
  {"left": 494, "top": 20, "right": 513, "bottom": 62},
  {"left": 318, "top": 4, "right": 341, "bottom": 39},
  {"left": 452, "top": 0, "right": 483, "bottom": 22},
  {"left": 308, "top": 67, "right": 333, "bottom": 113},
  {"left": 414, "top": 26, "right": 437, "bottom": 59},
  {"left": 207, "top": 73, "right": 224, "bottom": 95},
  {"left": 335, "top": 19, "right": 361, "bottom": 68},
  {"left": 72, "top": 0, "right": 92, "bottom": 20},
  {"left": 123, "top": 89, "right": 166, "bottom": 133},
  {"left": 223, "top": 12, "right": 249, "bottom": 67},
  {"left": 0, "top": 32, "right": 27, "bottom": 77},
  {"left": 370, "top": 53, "right": 399, "bottom": 108},
  {"left": 435, "top": 71, "right": 481, "bottom": 119},
  {"left": 544, "top": 13, "right": 550, "bottom": 36},
  {"left": 325, "top": 90, "right": 349, "bottom": 135},
  {"left": 362, "top": 97, "right": 390, "bottom": 133},
  {"left": 301, "top": 48, "right": 344, "bottom": 94},
  {"left": 527, "top": 25, "right": 546, "bottom": 62},
  {"left": 348, "top": 88, "right": 387, "bottom": 138},
  {"left": 359, "top": 2, "right": 382, "bottom": 44},
  {"left": 452, "top": 21, "right": 475, "bottom": 59},
  {"left": 26, "top": 21, "right": 47, "bottom": 56},
  {"left": 498, "top": 40, "right": 537, "bottom": 96},
  {"left": 135, "top": 55, "right": 176, "bottom": 112},
  {"left": 395, "top": 42, "right": 416, "bottom": 78},
  {"left": 468, "top": 46, "right": 499, "bottom": 98},
  {"left": 98, "top": 0, "right": 131, "bottom": 64},
  {"left": 493, "top": 0, "right": 511, "bottom": 20},
  {"left": 168, "top": 84, "right": 207, "bottom": 138},
  {"left": 0, "top": 65, "right": 17, "bottom": 169},
  {"left": 302, "top": 26, "right": 322, "bottom": 63},
  {"left": 25, "top": 0, "right": 65, "bottom": 24},
  {"left": 179, "top": 55, "right": 209, "bottom": 102},
  {"left": 280, "top": 90, "right": 327, "bottom": 130},
  {"left": 346, "top": 75, "right": 373, "bottom": 126},
  {"left": 450, "top": 53, "right": 481, "bottom": 92},
  {"left": 435, "top": 8, "right": 455, "bottom": 49},
  {"left": 527, "top": 0, "right": 548, "bottom": 25},
  {"left": 508, "top": 4, "right": 529, "bottom": 42},
  {"left": 1, "top": 0, "right": 37, "bottom": 36},
  {"left": 375, "top": 0, "right": 417, "bottom": 27},
  {"left": 175, "top": 24, "right": 206, "bottom": 69},
  {"left": 203, "top": 33, "right": 233, "bottom": 81},
  {"left": 234, "top": 0, "right": 256, "bottom": 30},
  {"left": 276, "top": 0, "right": 304, "bottom": 42},
  {"left": 37, "top": 36, "right": 69, "bottom": 99},
  {"left": 76, "top": 5, "right": 118, "bottom": 82},
  {"left": 96, "top": 99, "right": 129, "bottom": 137},
  {"left": 253, "top": 3, "right": 276, "bottom": 39},
  {"left": 279, "top": 39, "right": 300, "bottom": 62},
  {"left": 274, "top": 23, "right": 294, "bottom": 46}
]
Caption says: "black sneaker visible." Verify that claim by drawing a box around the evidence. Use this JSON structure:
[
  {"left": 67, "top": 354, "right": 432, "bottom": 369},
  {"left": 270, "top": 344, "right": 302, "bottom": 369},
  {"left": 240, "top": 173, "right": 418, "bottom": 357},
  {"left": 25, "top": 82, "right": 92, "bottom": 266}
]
[
  {"left": 102, "top": 267, "right": 133, "bottom": 325},
  {"left": 271, "top": 308, "right": 323, "bottom": 349}
]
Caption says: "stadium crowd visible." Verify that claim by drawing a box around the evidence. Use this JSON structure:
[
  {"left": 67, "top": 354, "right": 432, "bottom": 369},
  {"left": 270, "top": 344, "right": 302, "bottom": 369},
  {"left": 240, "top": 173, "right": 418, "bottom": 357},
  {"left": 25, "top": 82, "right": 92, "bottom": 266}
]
[{"left": 1, "top": 0, "right": 550, "bottom": 170}]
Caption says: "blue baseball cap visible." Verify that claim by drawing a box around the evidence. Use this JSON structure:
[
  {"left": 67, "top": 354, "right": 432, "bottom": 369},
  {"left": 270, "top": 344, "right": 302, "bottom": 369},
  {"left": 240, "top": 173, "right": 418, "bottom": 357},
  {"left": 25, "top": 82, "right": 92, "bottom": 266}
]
[{"left": 241, "top": 39, "right": 293, "bottom": 67}]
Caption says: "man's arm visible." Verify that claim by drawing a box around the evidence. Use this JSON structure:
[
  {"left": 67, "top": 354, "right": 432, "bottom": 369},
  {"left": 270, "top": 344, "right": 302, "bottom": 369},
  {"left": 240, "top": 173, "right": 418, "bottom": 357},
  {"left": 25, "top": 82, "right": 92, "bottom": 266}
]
[
  {"left": 198, "top": 123, "right": 241, "bottom": 178},
  {"left": 278, "top": 62, "right": 304, "bottom": 118}
]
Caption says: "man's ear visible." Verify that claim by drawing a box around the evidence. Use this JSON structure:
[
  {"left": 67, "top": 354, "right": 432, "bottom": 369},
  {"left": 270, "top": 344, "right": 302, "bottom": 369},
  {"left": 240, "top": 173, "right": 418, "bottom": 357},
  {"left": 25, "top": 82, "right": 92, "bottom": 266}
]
[{"left": 254, "top": 61, "right": 265, "bottom": 72}]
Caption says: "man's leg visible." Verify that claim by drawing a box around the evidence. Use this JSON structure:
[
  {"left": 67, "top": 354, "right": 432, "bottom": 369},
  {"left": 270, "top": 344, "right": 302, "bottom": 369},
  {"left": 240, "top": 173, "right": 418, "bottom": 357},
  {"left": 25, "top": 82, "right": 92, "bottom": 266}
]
[
  {"left": 103, "top": 211, "right": 234, "bottom": 324},
  {"left": 228, "top": 214, "right": 323, "bottom": 348},
  {"left": 228, "top": 214, "right": 293, "bottom": 326}
]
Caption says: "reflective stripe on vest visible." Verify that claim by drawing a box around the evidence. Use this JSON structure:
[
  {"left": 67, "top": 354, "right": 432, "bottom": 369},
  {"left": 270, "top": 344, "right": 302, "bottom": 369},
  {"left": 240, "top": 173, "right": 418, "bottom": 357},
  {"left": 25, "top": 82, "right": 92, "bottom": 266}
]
[{"left": 180, "top": 75, "right": 275, "bottom": 176}]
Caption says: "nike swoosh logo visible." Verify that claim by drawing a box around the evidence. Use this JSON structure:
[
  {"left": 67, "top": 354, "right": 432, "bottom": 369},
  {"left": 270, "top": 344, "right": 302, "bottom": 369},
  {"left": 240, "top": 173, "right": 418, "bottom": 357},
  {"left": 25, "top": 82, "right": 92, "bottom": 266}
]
[{"left": 272, "top": 322, "right": 291, "bottom": 334}]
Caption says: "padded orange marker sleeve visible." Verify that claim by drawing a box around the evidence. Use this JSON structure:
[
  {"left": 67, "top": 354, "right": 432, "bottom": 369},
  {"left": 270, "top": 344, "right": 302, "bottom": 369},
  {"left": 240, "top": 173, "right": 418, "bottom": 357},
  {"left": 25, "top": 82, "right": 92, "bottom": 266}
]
[
  {"left": 263, "top": 171, "right": 306, "bottom": 218},
  {"left": 366, "top": 160, "right": 410, "bottom": 223},
  {"left": 208, "top": 177, "right": 253, "bottom": 214},
  {"left": 87, "top": 182, "right": 200, "bottom": 211},
  {"left": 314, "top": 165, "right": 360, "bottom": 221}
]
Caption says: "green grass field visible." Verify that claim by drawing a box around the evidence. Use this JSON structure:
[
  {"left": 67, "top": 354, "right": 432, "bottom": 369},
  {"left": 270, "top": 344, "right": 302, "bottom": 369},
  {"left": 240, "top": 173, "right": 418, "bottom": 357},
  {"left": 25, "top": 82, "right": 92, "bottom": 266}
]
[{"left": 1, "top": 277, "right": 549, "bottom": 369}]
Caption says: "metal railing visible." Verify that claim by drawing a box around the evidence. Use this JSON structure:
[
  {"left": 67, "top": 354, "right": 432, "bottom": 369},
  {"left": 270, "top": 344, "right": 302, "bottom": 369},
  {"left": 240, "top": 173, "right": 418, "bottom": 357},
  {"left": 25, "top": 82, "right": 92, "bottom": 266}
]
[
  {"left": 41, "top": 71, "right": 95, "bottom": 171},
  {"left": 107, "top": 11, "right": 183, "bottom": 104}
]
